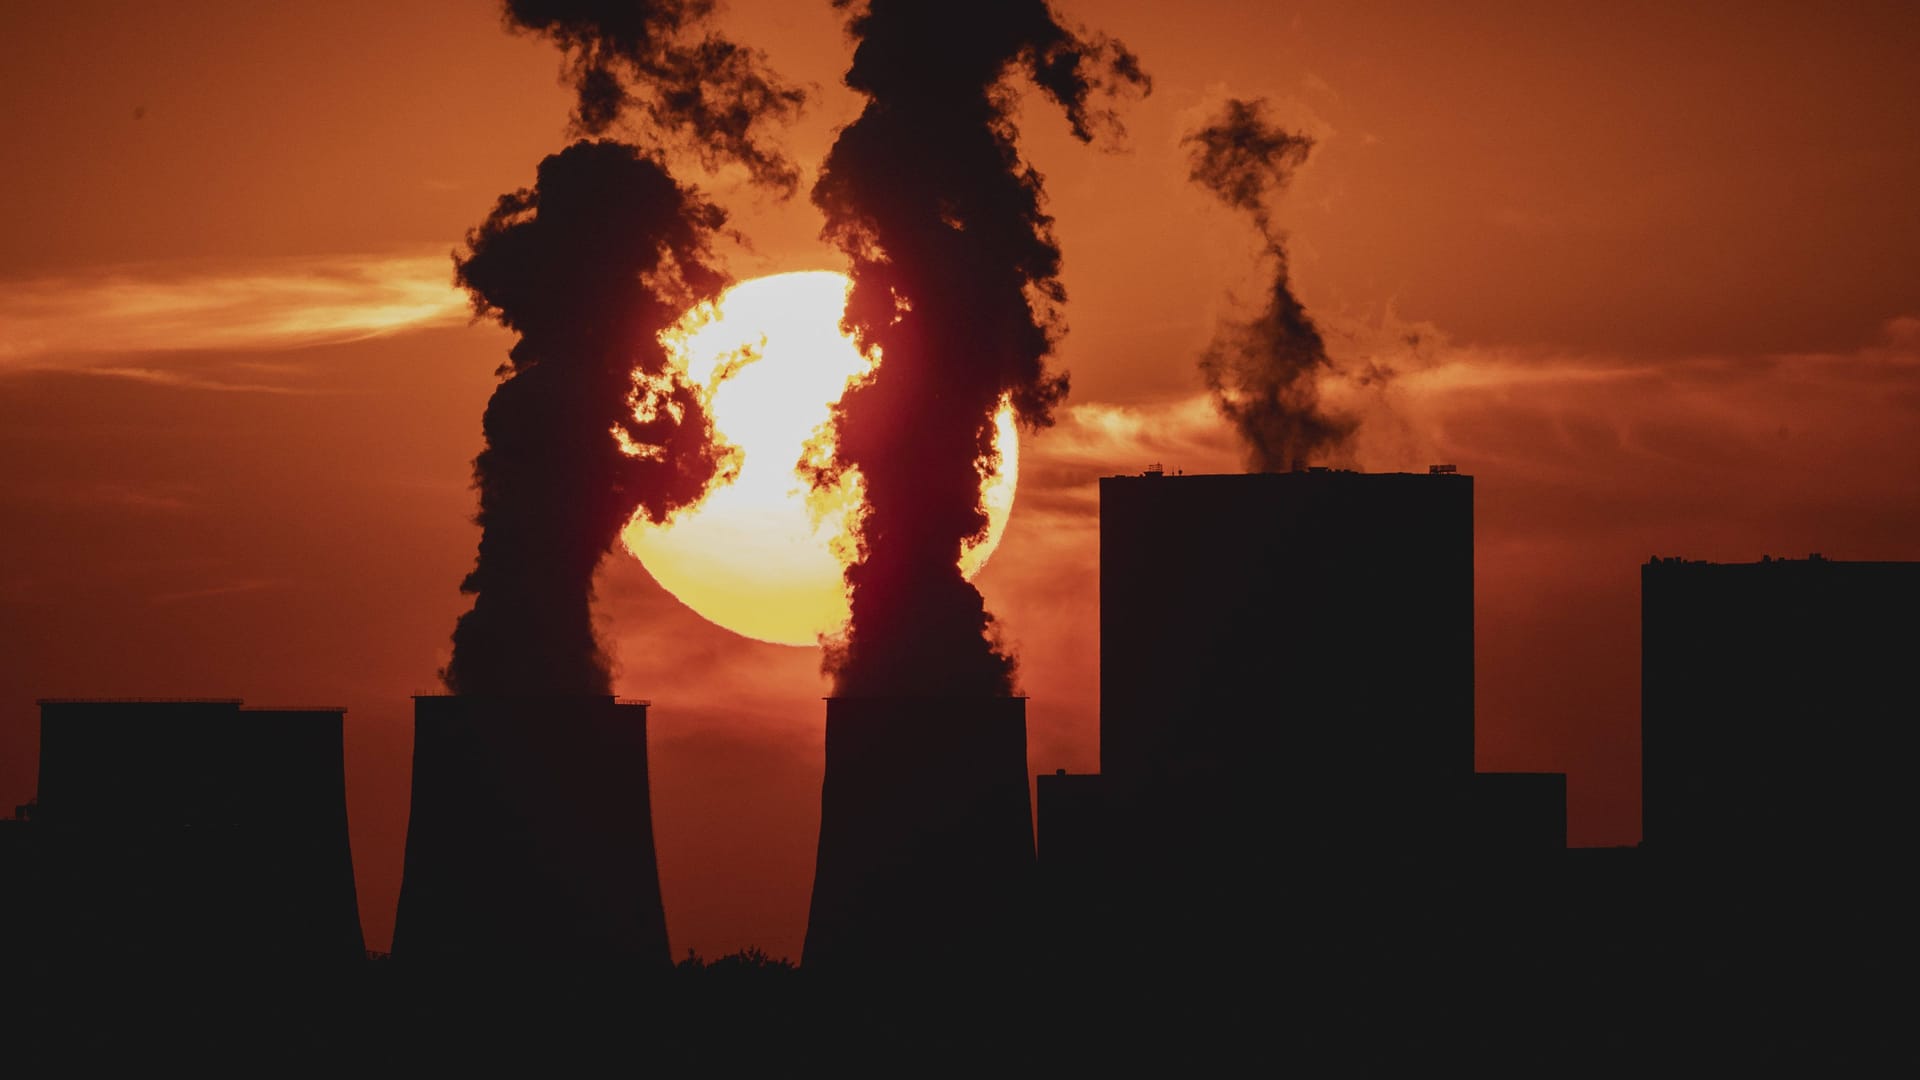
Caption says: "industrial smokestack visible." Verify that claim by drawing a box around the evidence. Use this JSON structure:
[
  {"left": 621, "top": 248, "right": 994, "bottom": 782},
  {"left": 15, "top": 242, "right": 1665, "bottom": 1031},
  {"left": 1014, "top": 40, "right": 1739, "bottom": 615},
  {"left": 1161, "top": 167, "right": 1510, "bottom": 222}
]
[
  {"left": 392, "top": 695, "right": 668, "bottom": 969},
  {"left": 32, "top": 699, "right": 365, "bottom": 973},
  {"left": 803, "top": 696, "right": 1035, "bottom": 974},
  {"left": 795, "top": 8, "right": 1137, "bottom": 975}
]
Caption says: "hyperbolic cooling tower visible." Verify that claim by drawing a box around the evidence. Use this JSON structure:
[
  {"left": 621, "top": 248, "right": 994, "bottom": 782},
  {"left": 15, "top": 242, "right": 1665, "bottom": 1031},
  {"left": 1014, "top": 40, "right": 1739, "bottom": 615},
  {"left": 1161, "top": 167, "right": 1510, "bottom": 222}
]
[
  {"left": 33, "top": 698, "right": 366, "bottom": 972},
  {"left": 802, "top": 696, "right": 1035, "bottom": 973},
  {"left": 392, "top": 695, "right": 670, "bottom": 968}
]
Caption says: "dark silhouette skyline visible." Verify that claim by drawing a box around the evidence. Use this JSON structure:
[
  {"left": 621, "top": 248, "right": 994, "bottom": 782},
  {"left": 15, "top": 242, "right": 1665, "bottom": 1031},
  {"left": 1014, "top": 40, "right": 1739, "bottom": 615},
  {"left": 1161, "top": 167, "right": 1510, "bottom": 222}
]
[
  {"left": 1044, "top": 467, "right": 1513, "bottom": 967},
  {"left": 13, "top": 481, "right": 1914, "bottom": 977},
  {"left": 5, "top": 474, "right": 1913, "bottom": 1068}
]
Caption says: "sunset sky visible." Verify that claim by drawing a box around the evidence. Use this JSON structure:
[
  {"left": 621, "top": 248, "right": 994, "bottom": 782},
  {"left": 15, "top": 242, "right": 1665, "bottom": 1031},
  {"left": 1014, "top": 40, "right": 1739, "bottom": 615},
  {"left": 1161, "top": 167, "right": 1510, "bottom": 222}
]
[{"left": 4, "top": 1, "right": 1918, "bottom": 960}]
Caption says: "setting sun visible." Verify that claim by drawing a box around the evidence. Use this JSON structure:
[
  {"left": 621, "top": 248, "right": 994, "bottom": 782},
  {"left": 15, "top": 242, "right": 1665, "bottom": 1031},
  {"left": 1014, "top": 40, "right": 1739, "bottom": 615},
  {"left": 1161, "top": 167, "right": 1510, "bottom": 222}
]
[{"left": 621, "top": 271, "right": 1018, "bottom": 646}]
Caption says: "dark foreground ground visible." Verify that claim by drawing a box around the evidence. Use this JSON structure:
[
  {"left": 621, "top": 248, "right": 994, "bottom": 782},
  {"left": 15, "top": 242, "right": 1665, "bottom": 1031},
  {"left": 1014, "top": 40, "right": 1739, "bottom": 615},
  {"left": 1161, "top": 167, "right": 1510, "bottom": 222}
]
[
  {"left": 3, "top": 932, "right": 1909, "bottom": 1075},
  {"left": 3, "top": 848, "right": 1911, "bottom": 1072}
]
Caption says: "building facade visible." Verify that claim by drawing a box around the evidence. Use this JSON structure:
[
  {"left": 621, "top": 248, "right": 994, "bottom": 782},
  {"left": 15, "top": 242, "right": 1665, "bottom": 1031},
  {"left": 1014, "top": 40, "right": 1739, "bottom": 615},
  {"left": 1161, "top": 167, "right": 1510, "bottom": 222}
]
[{"left": 1099, "top": 469, "right": 1476, "bottom": 854}]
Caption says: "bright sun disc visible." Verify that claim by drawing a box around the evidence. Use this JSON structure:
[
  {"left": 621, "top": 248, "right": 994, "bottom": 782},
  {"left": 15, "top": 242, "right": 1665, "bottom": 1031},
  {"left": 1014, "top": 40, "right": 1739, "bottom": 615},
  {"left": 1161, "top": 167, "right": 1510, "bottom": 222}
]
[{"left": 621, "top": 270, "right": 1018, "bottom": 646}]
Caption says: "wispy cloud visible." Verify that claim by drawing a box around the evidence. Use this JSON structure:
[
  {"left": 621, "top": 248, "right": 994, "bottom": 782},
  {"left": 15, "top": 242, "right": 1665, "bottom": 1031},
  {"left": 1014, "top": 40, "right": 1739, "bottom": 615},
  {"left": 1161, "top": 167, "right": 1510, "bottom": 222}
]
[
  {"left": 0, "top": 251, "right": 467, "bottom": 369},
  {"left": 46, "top": 483, "right": 198, "bottom": 513},
  {"left": 148, "top": 578, "right": 284, "bottom": 606},
  {"left": 78, "top": 365, "right": 325, "bottom": 394},
  {"left": 1014, "top": 313, "right": 1920, "bottom": 520},
  {"left": 1033, "top": 395, "right": 1240, "bottom": 475}
]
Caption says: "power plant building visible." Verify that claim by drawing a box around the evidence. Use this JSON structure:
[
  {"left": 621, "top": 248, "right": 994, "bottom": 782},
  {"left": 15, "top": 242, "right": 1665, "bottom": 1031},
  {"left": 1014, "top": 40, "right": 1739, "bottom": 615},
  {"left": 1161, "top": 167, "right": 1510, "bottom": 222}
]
[
  {"left": 1098, "top": 468, "right": 1476, "bottom": 856},
  {"left": 1642, "top": 556, "right": 1920, "bottom": 856}
]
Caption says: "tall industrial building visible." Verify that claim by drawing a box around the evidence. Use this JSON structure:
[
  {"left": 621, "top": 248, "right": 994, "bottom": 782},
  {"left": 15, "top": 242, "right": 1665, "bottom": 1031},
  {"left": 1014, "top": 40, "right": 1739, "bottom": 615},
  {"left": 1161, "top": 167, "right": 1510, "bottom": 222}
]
[
  {"left": 1642, "top": 556, "right": 1920, "bottom": 855},
  {"left": 803, "top": 696, "right": 1035, "bottom": 973},
  {"left": 1099, "top": 468, "right": 1476, "bottom": 856},
  {"left": 31, "top": 698, "right": 365, "bottom": 971},
  {"left": 393, "top": 695, "right": 670, "bottom": 968}
]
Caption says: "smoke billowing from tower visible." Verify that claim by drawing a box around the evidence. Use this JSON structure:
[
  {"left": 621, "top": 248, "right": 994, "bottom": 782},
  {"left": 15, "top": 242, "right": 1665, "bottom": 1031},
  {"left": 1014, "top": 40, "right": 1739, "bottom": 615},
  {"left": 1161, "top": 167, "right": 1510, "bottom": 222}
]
[
  {"left": 441, "top": 1, "right": 802, "bottom": 696},
  {"left": 1185, "top": 97, "right": 1356, "bottom": 471},
  {"left": 503, "top": 0, "right": 807, "bottom": 192},
  {"left": 809, "top": 0, "right": 1147, "bottom": 695}
]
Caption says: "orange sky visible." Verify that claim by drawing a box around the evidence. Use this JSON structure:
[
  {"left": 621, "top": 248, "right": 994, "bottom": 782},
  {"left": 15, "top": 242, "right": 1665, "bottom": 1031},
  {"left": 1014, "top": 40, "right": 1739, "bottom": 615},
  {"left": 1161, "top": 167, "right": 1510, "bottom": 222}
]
[{"left": 4, "top": 1, "right": 1918, "bottom": 959}]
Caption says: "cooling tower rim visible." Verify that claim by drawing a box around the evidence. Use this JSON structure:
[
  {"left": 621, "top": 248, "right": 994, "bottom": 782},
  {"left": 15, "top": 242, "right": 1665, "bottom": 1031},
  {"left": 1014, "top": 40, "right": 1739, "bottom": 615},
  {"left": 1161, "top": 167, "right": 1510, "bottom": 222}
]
[
  {"left": 1101, "top": 469, "right": 1472, "bottom": 480},
  {"left": 411, "top": 694, "right": 648, "bottom": 705},
  {"left": 38, "top": 697, "right": 245, "bottom": 705},
  {"left": 822, "top": 695, "right": 1030, "bottom": 702},
  {"left": 38, "top": 697, "right": 346, "bottom": 714}
]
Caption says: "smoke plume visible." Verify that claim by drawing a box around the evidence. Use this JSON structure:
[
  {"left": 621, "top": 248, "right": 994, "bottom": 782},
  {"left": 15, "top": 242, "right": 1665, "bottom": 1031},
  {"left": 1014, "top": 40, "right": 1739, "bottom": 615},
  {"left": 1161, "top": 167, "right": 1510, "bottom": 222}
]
[
  {"left": 441, "top": 2, "right": 801, "bottom": 696},
  {"left": 809, "top": 1, "right": 1147, "bottom": 697},
  {"left": 504, "top": 0, "right": 807, "bottom": 191},
  {"left": 1185, "top": 97, "right": 1356, "bottom": 471}
]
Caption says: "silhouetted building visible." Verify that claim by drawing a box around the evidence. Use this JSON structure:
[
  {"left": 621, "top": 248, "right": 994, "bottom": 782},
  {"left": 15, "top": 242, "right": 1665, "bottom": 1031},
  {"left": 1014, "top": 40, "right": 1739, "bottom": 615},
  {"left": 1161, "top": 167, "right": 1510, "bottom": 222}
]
[
  {"left": 1472, "top": 772, "right": 1567, "bottom": 853},
  {"left": 0, "top": 801, "right": 38, "bottom": 977},
  {"left": 1036, "top": 770, "right": 1112, "bottom": 871},
  {"left": 1643, "top": 555, "right": 1919, "bottom": 960},
  {"left": 31, "top": 698, "right": 365, "bottom": 972},
  {"left": 1034, "top": 769, "right": 1135, "bottom": 968},
  {"left": 1642, "top": 556, "right": 1920, "bottom": 856},
  {"left": 392, "top": 695, "right": 669, "bottom": 969},
  {"left": 1463, "top": 772, "right": 1569, "bottom": 950},
  {"left": 1099, "top": 468, "right": 1475, "bottom": 854},
  {"left": 803, "top": 697, "right": 1034, "bottom": 974}
]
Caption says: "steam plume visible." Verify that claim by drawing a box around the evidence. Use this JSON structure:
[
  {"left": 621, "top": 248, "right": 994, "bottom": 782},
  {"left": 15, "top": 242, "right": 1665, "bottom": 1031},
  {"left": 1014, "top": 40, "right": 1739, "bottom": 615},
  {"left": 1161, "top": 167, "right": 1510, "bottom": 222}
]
[
  {"left": 504, "top": 0, "right": 807, "bottom": 192},
  {"left": 810, "top": 0, "right": 1147, "bottom": 696},
  {"left": 441, "top": 2, "right": 801, "bottom": 696},
  {"left": 1185, "top": 97, "right": 1355, "bottom": 471}
]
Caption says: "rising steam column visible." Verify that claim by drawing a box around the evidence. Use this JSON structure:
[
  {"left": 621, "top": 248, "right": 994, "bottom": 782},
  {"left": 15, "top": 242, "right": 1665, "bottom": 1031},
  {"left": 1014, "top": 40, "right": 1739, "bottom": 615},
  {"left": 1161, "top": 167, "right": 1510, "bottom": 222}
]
[{"left": 803, "top": 696, "right": 1036, "bottom": 974}]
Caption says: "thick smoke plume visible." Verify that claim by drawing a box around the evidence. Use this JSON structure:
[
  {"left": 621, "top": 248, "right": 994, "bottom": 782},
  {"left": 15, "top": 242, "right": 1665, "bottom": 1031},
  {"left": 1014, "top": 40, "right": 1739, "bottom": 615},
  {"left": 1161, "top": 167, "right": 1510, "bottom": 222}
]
[
  {"left": 1185, "top": 97, "right": 1356, "bottom": 471},
  {"left": 504, "top": 0, "right": 807, "bottom": 192},
  {"left": 442, "top": 2, "right": 801, "bottom": 696},
  {"left": 810, "top": 0, "right": 1147, "bottom": 697}
]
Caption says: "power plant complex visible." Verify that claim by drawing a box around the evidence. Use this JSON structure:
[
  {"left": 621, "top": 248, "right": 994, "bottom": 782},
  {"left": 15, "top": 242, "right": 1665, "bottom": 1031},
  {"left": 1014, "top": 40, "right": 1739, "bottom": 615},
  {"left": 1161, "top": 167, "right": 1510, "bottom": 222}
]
[{"left": 4, "top": 468, "right": 1911, "bottom": 979}]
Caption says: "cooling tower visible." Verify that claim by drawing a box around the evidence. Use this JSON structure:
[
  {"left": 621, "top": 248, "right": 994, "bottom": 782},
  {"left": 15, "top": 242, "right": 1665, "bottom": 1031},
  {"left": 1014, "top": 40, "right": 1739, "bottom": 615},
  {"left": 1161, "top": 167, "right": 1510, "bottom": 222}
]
[
  {"left": 392, "top": 695, "right": 669, "bottom": 969},
  {"left": 32, "top": 699, "right": 366, "bottom": 972},
  {"left": 802, "top": 696, "right": 1035, "bottom": 974}
]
